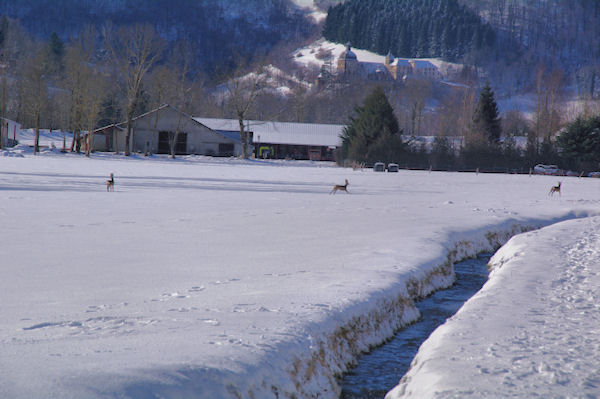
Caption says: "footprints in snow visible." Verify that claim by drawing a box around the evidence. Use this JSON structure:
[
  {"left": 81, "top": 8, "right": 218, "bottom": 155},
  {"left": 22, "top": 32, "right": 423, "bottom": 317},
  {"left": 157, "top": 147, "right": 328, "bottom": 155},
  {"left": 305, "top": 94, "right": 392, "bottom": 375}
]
[
  {"left": 22, "top": 272, "right": 304, "bottom": 338},
  {"left": 22, "top": 316, "right": 158, "bottom": 336}
]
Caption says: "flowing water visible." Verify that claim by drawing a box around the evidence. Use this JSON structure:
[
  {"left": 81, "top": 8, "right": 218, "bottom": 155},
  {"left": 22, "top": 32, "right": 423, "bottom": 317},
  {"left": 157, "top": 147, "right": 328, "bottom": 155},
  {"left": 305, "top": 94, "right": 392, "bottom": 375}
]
[{"left": 340, "top": 254, "right": 491, "bottom": 399}]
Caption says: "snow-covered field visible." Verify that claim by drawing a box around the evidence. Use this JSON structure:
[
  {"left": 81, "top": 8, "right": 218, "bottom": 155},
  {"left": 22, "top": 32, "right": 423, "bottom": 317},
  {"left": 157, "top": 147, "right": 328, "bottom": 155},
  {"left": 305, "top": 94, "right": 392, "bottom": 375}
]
[{"left": 1, "top": 148, "right": 599, "bottom": 398}]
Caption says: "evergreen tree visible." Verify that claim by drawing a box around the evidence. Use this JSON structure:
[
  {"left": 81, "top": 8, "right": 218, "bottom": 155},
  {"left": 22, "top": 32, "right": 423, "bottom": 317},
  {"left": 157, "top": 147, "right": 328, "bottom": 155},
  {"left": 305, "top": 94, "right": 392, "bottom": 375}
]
[
  {"left": 472, "top": 82, "right": 501, "bottom": 145},
  {"left": 341, "top": 86, "right": 405, "bottom": 164},
  {"left": 0, "top": 15, "right": 8, "bottom": 50},
  {"left": 323, "top": 0, "right": 494, "bottom": 61},
  {"left": 430, "top": 135, "right": 456, "bottom": 170},
  {"left": 556, "top": 115, "right": 600, "bottom": 171},
  {"left": 45, "top": 32, "right": 64, "bottom": 77}
]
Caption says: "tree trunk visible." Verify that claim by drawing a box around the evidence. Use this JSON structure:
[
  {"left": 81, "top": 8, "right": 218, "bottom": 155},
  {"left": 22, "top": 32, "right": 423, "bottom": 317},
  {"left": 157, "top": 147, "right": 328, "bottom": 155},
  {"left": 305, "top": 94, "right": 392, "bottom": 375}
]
[
  {"left": 70, "top": 131, "right": 76, "bottom": 152},
  {"left": 238, "top": 116, "right": 247, "bottom": 159},
  {"left": 170, "top": 131, "right": 178, "bottom": 159},
  {"left": 86, "top": 131, "right": 93, "bottom": 157},
  {"left": 170, "top": 110, "right": 186, "bottom": 159},
  {"left": 75, "top": 132, "right": 81, "bottom": 153},
  {"left": 125, "top": 117, "right": 132, "bottom": 156},
  {"left": 34, "top": 117, "right": 40, "bottom": 155}
]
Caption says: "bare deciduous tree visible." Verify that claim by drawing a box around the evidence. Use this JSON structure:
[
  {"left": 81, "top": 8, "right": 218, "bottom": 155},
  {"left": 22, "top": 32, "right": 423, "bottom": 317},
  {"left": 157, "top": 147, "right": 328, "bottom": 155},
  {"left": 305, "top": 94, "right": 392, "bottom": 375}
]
[
  {"left": 64, "top": 26, "right": 96, "bottom": 153},
  {"left": 146, "top": 41, "right": 200, "bottom": 158},
  {"left": 168, "top": 42, "right": 197, "bottom": 159},
  {"left": 19, "top": 46, "right": 48, "bottom": 155},
  {"left": 225, "top": 61, "right": 266, "bottom": 158},
  {"left": 104, "top": 24, "right": 165, "bottom": 156}
]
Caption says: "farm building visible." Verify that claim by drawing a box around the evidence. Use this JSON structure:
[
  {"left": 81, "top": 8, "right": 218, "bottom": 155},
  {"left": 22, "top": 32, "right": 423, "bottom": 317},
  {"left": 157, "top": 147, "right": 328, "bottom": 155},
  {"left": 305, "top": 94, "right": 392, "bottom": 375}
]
[
  {"left": 85, "top": 105, "right": 242, "bottom": 156},
  {"left": 86, "top": 124, "right": 125, "bottom": 153},
  {"left": 83, "top": 105, "right": 344, "bottom": 160},
  {"left": 195, "top": 118, "right": 344, "bottom": 161},
  {"left": 0, "top": 117, "right": 20, "bottom": 148}
]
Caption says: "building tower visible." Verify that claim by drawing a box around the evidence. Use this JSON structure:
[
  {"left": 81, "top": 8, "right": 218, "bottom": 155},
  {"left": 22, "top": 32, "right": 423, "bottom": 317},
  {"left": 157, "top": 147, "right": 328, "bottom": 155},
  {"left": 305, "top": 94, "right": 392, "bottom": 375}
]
[{"left": 337, "top": 42, "right": 358, "bottom": 76}]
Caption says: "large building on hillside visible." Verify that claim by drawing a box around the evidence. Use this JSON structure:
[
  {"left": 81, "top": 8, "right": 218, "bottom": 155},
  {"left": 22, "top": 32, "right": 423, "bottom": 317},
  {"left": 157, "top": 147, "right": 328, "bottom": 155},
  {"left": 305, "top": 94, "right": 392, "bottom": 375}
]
[{"left": 332, "top": 43, "right": 442, "bottom": 83}]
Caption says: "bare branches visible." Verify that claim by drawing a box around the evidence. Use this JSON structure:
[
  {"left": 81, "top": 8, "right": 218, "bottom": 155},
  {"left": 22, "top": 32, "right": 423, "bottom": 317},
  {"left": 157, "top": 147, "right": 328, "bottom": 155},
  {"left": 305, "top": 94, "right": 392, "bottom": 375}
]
[
  {"left": 104, "top": 24, "right": 165, "bottom": 155},
  {"left": 18, "top": 45, "right": 47, "bottom": 155},
  {"left": 224, "top": 61, "right": 266, "bottom": 158}
]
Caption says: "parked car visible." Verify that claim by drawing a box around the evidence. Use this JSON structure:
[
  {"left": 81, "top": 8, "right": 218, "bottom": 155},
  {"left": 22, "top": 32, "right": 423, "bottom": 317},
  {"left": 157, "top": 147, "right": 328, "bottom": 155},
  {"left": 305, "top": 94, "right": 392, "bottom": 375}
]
[
  {"left": 533, "top": 164, "right": 561, "bottom": 175},
  {"left": 387, "top": 163, "right": 399, "bottom": 172},
  {"left": 373, "top": 162, "right": 385, "bottom": 172}
]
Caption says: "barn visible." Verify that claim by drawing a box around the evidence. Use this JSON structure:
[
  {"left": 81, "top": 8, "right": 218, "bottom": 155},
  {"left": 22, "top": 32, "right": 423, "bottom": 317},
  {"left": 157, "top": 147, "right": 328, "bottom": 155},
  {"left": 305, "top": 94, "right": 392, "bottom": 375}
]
[
  {"left": 84, "top": 105, "right": 344, "bottom": 161},
  {"left": 195, "top": 118, "right": 344, "bottom": 161},
  {"left": 1, "top": 117, "right": 20, "bottom": 148},
  {"left": 86, "top": 105, "right": 242, "bottom": 156}
]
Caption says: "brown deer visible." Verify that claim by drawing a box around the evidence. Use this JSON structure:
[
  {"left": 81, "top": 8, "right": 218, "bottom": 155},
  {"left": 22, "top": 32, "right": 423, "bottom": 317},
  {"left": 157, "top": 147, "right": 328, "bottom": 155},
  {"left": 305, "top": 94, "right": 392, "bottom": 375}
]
[
  {"left": 330, "top": 179, "right": 349, "bottom": 194},
  {"left": 106, "top": 173, "right": 115, "bottom": 192},
  {"left": 548, "top": 181, "right": 561, "bottom": 196}
]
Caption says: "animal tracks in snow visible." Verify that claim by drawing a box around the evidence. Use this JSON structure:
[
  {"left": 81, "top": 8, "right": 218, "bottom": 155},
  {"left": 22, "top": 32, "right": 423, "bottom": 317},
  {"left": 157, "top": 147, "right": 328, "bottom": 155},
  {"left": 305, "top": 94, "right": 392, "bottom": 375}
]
[{"left": 22, "top": 316, "right": 158, "bottom": 337}]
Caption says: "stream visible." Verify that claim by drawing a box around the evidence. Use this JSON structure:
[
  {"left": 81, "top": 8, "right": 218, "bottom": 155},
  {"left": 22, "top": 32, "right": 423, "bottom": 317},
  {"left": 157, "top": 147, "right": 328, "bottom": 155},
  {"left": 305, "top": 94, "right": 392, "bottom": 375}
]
[{"left": 340, "top": 253, "right": 491, "bottom": 399}]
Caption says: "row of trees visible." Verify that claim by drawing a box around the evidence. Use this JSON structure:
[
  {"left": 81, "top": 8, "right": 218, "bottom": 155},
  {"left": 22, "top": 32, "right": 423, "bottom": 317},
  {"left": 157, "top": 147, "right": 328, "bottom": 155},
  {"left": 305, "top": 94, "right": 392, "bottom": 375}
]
[
  {"left": 0, "top": 14, "right": 278, "bottom": 158},
  {"left": 340, "top": 84, "right": 597, "bottom": 173}
]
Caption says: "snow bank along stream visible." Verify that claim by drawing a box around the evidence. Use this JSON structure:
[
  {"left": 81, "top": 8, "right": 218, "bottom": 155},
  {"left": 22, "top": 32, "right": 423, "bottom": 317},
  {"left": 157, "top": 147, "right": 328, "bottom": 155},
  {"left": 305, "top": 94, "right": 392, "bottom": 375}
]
[
  {"left": 341, "top": 254, "right": 491, "bottom": 398},
  {"left": 1, "top": 151, "right": 599, "bottom": 398},
  {"left": 387, "top": 216, "right": 600, "bottom": 398}
]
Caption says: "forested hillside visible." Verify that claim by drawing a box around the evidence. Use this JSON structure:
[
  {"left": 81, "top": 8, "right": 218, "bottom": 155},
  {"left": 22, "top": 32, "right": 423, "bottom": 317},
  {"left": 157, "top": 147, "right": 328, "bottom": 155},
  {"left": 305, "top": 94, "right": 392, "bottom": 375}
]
[
  {"left": 323, "top": 0, "right": 495, "bottom": 61},
  {"left": 459, "top": 0, "right": 600, "bottom": 67},
  {"left": 0, "top": 0, "right": 313, "bottom": 73}
]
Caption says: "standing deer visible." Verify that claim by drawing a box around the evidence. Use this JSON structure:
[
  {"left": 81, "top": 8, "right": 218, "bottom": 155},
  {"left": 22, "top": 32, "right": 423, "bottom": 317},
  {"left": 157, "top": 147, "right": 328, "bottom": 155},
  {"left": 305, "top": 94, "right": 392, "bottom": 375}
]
[{"left": 106, "top": 173, "right": 115, "bottom": 192}]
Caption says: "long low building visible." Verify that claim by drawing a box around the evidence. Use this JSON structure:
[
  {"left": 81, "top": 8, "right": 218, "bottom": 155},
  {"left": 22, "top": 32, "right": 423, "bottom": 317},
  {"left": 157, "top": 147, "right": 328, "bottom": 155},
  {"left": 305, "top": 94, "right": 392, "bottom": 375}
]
[
  {"left": 86, "top": 105, "right": 244, "bottom": 157},
  {"left": 85, "top": 105, "right": 345, "bottom": 161},
  {"left": 195, "top": 117, "right": 344, "bottom": 161}
]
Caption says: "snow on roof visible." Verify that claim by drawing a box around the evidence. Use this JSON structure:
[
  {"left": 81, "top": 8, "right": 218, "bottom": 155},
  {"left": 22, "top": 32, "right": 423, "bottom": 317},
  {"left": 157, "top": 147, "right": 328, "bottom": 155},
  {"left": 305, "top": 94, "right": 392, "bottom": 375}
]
[
  {"left": 390, "top": 58, "right": 411, "bottom": 67},
  {"left": 361, "top": 61, "right": 390, "bottom": 75},
  {"left": 292, "top": 39, "right": 448, "bottom": 72},
  {"left": 411, "top": 60, "right": 437, "bottom": 69},
  {"left": 194, "top": 117, "right": 344, "bottom": 147}
]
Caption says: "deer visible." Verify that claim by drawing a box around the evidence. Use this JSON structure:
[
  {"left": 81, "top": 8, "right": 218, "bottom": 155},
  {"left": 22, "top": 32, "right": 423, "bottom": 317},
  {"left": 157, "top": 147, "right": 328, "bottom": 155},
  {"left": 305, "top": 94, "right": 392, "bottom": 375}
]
[
  {"left": 330, "top": 179, "right": 349, "bottom": 194},
  {"left": 106, "top": 173, "right": 115, "bottom": 192},
  {"left": 548, "top": 181, "right": 561, "bottom": 196}
]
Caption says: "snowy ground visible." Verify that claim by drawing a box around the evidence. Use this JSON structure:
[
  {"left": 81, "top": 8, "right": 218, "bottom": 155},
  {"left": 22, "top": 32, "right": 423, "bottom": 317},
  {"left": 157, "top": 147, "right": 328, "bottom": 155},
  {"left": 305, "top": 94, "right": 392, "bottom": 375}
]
[
  {"left": 387, "top": 216, "right": 600, "bottom": 398},
  {"left": 1, "top": 148, "right": 600, "bottom": 398}
]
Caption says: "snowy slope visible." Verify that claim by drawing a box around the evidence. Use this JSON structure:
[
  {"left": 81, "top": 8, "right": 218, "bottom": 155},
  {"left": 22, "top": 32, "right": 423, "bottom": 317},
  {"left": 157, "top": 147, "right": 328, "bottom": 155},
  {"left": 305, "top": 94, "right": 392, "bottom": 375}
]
[
  {"left": 289, "top": 0, "right": 326, "bottom": 22},
  {"left": 1, "top": 148, "right": 599, "bottom": 398},
  {"left": 387, "top": 216, "right": 600, "bottom": 398}
]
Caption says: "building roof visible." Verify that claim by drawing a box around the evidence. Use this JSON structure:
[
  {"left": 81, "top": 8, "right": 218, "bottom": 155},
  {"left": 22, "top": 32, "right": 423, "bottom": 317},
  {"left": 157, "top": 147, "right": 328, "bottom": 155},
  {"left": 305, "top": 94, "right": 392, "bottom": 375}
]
[
  {"left": 214, "top": 130, "right": 242, "bottom": 143},
  {"left": 390, "top": 58, "right": 412, "bottom": 67},
  {"left": 410, "top": 60, "right": 437, "bottom": 69},
  {"left": 194, "top": 118, "right": 344, "bottom": 147},
  {"left": 361, "top": 61, "right": 392, "bottom": 76},
  {"left": 339, "top": 42, "right": 357, "bottom": 61}
]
